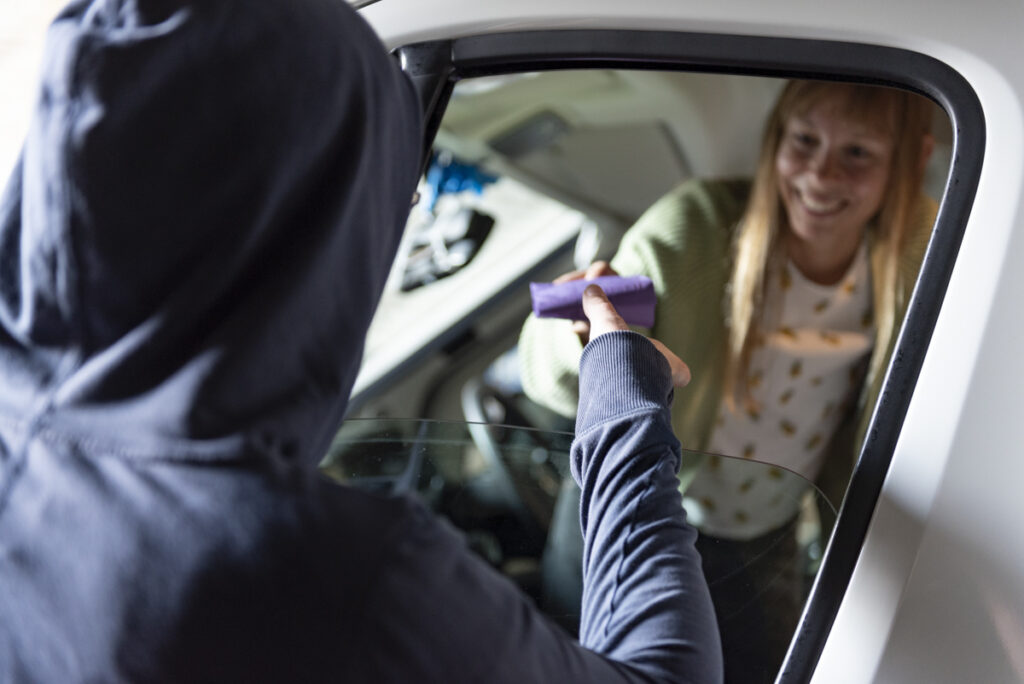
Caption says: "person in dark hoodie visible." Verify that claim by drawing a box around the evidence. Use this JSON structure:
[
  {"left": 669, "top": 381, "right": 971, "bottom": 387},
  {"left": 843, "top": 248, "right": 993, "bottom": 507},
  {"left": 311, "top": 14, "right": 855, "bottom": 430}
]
[{"left": 0, "top": 0, "right": 721, "bottom": 681}]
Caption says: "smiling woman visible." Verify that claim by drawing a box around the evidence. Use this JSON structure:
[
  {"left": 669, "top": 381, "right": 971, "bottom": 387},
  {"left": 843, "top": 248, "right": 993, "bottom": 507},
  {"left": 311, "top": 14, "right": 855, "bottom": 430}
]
[
  {"left": 725, "top": 82, "right": 935, "bottom": 417},
  {"left": 519, "top": 78, "right": 941, "bottom": 683}
]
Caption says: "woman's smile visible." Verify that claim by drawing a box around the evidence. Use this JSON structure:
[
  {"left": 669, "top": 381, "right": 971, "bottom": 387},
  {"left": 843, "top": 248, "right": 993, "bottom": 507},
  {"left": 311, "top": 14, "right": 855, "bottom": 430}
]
[{"left": 791, "top": 187, "right": 847, "bottom": 216}]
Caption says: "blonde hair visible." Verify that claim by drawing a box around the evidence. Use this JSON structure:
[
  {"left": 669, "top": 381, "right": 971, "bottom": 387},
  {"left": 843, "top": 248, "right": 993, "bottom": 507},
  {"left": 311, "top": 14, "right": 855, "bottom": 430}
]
[{"left": 724, "top": 80, "right": 934, "bottom": 408}]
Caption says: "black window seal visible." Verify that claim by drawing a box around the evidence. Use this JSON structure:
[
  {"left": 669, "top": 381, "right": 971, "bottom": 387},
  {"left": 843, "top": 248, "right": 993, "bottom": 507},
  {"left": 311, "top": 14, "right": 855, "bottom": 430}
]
[{"left": 395, "top": 29, "right": 984, "bottom": 683}]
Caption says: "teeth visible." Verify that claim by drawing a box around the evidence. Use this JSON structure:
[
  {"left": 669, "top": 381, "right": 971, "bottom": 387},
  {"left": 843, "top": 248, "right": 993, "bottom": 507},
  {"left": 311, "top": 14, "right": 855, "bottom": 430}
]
[{"left": 799, "top": 194, "right": 842, "bottom": 213}]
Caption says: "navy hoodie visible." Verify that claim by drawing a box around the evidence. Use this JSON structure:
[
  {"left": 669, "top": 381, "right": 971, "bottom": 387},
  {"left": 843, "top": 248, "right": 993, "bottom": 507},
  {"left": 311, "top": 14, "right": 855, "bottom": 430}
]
[{"left": 0, "top": 1, "right": 720, "bottom": 681}]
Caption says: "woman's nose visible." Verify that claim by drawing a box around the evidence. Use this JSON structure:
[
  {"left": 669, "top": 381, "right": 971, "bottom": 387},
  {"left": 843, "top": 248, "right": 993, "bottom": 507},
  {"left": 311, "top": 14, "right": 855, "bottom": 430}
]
[{"left": 809, "top": 148, "right": 842, "bottom": 181}]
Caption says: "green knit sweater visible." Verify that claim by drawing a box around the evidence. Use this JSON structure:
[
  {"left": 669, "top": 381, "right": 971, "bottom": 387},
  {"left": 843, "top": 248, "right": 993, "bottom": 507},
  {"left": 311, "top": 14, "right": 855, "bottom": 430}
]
[{"left": 518, "top": 177, "right": 936, "bottom": 505}]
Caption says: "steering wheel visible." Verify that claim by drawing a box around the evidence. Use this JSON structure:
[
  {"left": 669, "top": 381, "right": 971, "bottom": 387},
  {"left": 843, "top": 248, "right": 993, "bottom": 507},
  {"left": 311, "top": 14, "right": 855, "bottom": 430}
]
[{"left": 461, "top": 378, "right": 565, "bottom": 530}]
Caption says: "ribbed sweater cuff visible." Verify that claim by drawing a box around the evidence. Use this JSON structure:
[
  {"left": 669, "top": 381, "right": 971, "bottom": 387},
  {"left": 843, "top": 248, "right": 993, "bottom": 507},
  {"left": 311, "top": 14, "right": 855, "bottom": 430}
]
[{"left": 576, "top": 331, "right": 673, "bottom": 433}]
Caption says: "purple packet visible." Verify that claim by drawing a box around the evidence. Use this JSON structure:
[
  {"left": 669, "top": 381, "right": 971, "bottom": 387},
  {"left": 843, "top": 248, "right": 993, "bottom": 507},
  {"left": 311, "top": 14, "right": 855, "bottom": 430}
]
[{"left": 529, "top": 275, "right": 656, "bottom": 328}]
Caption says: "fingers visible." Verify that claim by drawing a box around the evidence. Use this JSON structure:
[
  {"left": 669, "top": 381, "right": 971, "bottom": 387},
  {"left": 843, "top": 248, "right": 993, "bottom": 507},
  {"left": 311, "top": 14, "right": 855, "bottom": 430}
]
[
  {"left": 553, "top": 268, "right": 586, "bottom": 284},
  {"left": 582, "top": 285, "right": 628, "bottom": 339},
  {"left": 553, "top": 261, "right": 621, "bottom": 345},
  {"left": 571, "top": 319, "right": 592, "bottom": 346},
  {"left": 552, "top": 260, "right": 618, "bottom": 284},
  {"left": 584, "top": 260, "right": 617, "bottom": 280},
  {"left": 582, "top": 284, "right": 691, "bottom": 389}
]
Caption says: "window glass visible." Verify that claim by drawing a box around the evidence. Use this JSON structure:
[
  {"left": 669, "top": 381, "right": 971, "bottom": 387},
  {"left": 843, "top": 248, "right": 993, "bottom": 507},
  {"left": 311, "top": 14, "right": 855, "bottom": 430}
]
[{"left": 323, "top": 418, "right": 836, "bottom": 647}]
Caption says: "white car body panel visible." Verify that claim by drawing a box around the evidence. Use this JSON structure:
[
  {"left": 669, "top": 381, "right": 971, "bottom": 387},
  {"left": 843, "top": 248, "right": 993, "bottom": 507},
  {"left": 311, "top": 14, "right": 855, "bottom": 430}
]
[{"left": 365, "top": 1, "right": 1024, "bottom": 681}]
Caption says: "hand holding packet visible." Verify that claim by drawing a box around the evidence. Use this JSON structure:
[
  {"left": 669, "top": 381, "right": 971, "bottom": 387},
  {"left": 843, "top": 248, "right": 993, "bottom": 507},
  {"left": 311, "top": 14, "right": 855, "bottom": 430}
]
[{"left": 529, "top": 275, "right": 656, "bottom": 328}]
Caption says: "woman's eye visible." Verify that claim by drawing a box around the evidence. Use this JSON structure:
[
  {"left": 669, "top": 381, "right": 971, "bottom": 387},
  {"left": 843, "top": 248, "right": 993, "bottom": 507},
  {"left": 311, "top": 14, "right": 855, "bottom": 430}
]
[
  {"left": 845, "top": 145, "right": 875, "bottom": 162},
  {"left": 792, "top": 132, "right": 817, "bottom": 147}
]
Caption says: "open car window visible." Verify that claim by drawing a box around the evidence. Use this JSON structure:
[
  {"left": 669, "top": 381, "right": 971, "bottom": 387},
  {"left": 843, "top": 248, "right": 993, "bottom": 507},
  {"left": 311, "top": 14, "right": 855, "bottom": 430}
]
[{"left": 354, "top": 69, "right": 952, "bottom": 416}]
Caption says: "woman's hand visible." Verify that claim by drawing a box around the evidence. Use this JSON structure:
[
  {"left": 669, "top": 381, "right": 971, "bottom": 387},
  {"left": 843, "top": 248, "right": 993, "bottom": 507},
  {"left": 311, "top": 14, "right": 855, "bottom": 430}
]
[
  {"left": 553, "top": 261, "right": 618, "bottom": 345},
  {"left": 582, "top": 284, "right": 690, "bottom": 388}
]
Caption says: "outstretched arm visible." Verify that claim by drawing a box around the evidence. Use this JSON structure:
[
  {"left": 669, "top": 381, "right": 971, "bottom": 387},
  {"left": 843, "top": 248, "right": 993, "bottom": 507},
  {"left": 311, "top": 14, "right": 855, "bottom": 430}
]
[
  {"left": 358, "top": 286, "right": 720, "bottom": 683},
  {"left": 573, "top": 286, "right": 720, "bottom": 682}
]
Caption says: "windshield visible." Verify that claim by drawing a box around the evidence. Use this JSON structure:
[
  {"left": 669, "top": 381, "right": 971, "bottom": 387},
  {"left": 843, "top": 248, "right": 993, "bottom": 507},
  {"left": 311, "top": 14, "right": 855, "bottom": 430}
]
[{"left": 322, "top": 418, "right": 836, "bottom": 647}]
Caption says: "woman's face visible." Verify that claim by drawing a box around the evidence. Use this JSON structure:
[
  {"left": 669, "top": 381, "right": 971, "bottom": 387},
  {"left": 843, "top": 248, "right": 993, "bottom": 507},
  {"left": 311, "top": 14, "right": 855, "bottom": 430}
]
[{"left": 775, "top": 97, "right": 895, "bottom": 261}]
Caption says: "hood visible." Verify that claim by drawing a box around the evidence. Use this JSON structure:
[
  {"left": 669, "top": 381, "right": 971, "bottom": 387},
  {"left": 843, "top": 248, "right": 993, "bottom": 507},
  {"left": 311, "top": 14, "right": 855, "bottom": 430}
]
[{"left": 0, "top": 0, "right": 422, "bottom": 466}]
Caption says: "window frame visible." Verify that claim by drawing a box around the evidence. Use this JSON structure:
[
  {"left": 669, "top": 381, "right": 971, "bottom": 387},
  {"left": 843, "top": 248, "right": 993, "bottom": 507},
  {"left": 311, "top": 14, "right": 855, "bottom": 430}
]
[{"left": 396, "top": 29, "right": 984, "bottom": 682}]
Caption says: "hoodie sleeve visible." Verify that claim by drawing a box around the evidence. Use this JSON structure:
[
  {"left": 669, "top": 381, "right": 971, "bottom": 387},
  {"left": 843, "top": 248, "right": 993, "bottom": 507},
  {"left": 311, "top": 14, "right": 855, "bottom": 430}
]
[
  {"left": 573, "top": 330, "right": 722, "bottom": 682},
  {"left": 355, "top": 331, "right": 721, "bottom": 683}
]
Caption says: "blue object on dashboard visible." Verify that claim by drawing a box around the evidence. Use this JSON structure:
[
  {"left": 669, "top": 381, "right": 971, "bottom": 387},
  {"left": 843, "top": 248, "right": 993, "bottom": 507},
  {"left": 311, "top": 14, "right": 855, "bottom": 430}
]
[{"left": 424, "top": 152, "right": 498, "bottom": 210}]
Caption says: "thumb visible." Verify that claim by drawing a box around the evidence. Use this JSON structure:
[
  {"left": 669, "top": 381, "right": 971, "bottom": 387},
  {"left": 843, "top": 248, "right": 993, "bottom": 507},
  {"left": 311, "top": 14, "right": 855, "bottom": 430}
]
[{"left": 582, "top": 284, "right": 628, "bottom": 340}]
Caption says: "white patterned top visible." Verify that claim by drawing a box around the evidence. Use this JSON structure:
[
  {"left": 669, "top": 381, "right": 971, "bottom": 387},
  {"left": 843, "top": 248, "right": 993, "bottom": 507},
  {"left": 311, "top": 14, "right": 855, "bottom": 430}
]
[{"left": 683, "top": 242, "right": 874, "bottom": 540}]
